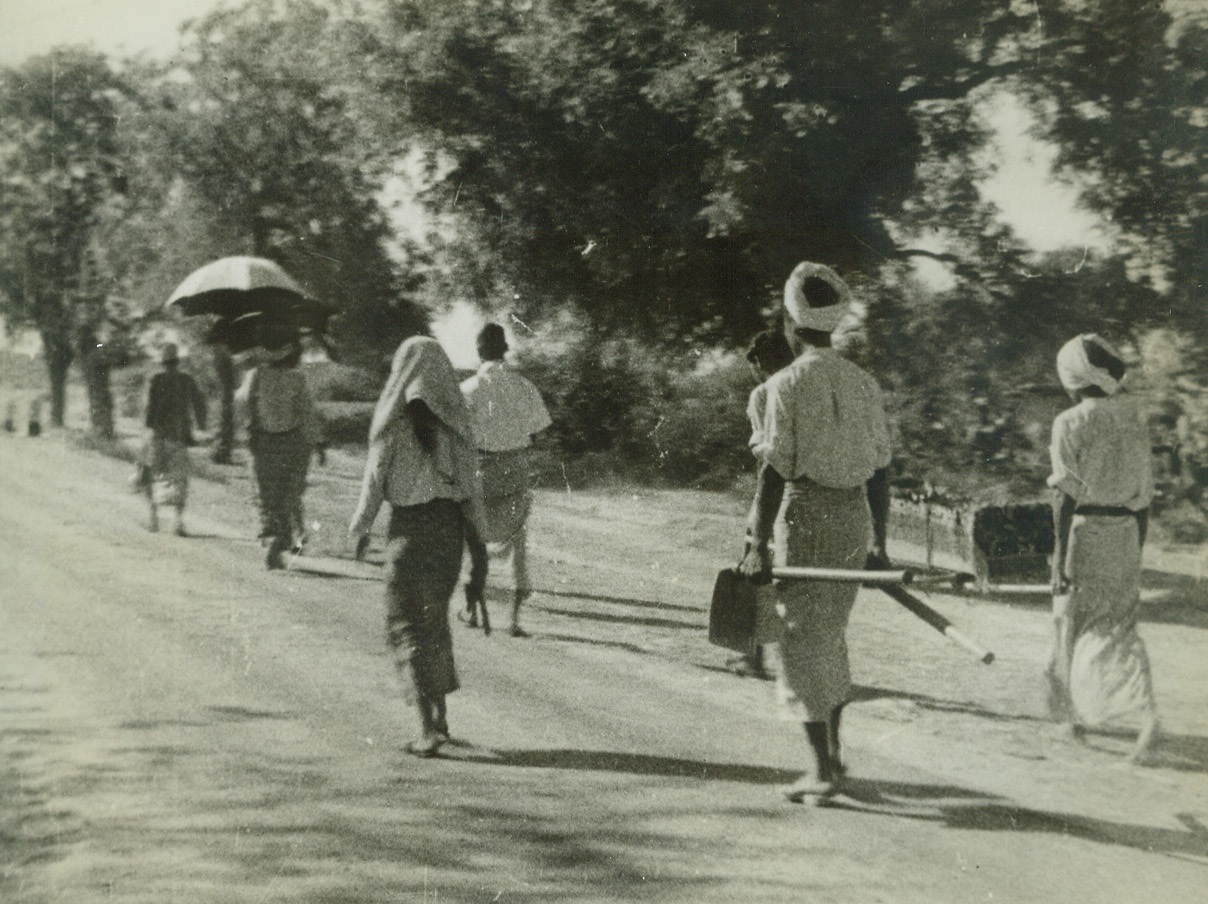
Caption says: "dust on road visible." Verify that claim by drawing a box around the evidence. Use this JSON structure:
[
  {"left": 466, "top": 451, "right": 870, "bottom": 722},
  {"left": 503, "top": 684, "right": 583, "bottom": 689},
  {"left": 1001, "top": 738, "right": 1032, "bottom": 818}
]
[{"left": 2, "top": 430, "right": 1207, "bottom": 903}]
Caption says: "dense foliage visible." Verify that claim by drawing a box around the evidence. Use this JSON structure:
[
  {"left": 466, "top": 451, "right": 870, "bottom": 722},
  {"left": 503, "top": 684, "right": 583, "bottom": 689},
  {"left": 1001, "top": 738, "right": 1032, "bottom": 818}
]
[{"left": 0, "top": 0, "right": 1204, "bottom": 534}]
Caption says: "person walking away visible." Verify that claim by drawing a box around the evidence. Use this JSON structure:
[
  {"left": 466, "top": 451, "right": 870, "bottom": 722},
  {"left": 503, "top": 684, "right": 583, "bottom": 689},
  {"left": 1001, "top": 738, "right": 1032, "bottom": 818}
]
[
  {"left": 739, "top": 262, "right": 892, "bottom": 805},
  {"left": 349, "top": 336, "right": 485, "bottom": 757},
  {"left": 459, "top": 323, "right": 552, "bottom": 638},
  {"left": 728, "top": 327, "right": 797, "bottom": 679},
  {"left": 142, "top": 343, "right": 207, "bottom": 535},
  {"left": 237, "top": 337, "right": 321, "bottom": 570},
  {"left": 1046, "top": 333, "right": 1159, "bottom": 763}
]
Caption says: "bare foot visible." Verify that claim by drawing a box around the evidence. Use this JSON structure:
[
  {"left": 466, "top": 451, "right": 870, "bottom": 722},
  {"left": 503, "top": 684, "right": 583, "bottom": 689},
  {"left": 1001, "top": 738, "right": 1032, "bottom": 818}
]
[{"left": 1128, "top": 716, "right": 1159, "bottom": 765}]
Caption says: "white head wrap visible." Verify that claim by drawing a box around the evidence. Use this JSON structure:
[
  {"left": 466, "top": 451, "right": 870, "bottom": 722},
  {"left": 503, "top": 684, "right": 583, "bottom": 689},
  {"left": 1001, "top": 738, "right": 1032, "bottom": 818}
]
[
  {"left": 783, "top": 262, "right": 853, "bottom": 332},
  {"left": 1056, "top": 333, "right": 1125, "bottom": 396}
]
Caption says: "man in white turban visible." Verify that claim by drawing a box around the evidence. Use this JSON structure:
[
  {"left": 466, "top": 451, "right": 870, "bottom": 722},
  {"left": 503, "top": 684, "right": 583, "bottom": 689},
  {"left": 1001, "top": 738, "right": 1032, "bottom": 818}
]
[
  {"left": 739, "top": 262, "right": 892, "bottom": 804},
  {"left": 1046, "top": 333, "right": 1158, "bottom": 763}
]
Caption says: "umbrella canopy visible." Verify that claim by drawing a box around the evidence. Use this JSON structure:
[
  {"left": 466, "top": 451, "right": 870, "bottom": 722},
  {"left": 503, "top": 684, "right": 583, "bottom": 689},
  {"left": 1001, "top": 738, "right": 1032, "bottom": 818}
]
[{"left": 166, "top": 256, "right": 334, "bottom": 331}]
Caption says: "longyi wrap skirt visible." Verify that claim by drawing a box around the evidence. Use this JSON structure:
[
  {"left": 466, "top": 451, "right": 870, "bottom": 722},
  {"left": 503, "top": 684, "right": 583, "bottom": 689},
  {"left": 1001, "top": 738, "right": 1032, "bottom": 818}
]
[
  {"left": 771, "top": 478, "right": 869, "bottom": 722},
  {"left": 384, "top": 498, "right": 465, "bottom": 704}
]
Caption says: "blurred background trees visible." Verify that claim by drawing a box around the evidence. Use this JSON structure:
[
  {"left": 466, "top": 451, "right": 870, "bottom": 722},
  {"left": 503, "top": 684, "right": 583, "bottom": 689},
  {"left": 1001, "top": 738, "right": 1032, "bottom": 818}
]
[{"left": 1, "top": 0, "right": 1204, "bottom": 535}]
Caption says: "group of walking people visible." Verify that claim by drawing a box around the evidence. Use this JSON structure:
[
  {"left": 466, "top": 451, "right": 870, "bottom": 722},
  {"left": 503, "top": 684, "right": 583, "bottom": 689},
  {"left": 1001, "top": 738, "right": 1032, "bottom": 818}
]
[
  {"left": 138, "top": 335, "right": 323, "bottom": 564},
  {"left": 733, "top": 262, "right": 1159, "bottom": 804},
  {"left": 138, "top": 262, "right": 1161, "bottom": 794}
]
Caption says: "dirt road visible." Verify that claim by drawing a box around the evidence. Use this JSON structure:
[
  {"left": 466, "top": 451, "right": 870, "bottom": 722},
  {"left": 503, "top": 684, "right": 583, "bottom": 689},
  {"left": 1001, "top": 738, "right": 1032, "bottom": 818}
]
[{"left": 2, "top": 430, "right": 1207, "bottom": 903}]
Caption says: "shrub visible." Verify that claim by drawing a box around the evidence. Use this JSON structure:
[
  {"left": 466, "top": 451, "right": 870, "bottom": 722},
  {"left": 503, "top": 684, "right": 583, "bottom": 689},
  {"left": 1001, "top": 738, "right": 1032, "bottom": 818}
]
[
  {"left": 304, "top": 361, "right": 383, "bottom": 403},
  {"left": 316, "top": 401, "right": 375, "bottom": 446},
  {"left": 1157, "top": 500, "right": 1208, "bottom": 545}
]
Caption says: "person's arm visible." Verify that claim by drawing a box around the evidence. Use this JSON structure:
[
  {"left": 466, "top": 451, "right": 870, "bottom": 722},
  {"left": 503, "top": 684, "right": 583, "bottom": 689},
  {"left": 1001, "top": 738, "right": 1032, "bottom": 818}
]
[
  {"left": 1052, "top": 490, "right": 1075, "bottom": 593},
  {"left": 145, "top": 375, "right": 159, "bottom": 430},
  {"left": 349, "top": 437, "right": 389, "bottom": 541},
  {"left": 737, "top": 461, "right": 785, "bottom": 583},
  {"left": 866, "top": 467, "right": 890, "bottom": 567}
]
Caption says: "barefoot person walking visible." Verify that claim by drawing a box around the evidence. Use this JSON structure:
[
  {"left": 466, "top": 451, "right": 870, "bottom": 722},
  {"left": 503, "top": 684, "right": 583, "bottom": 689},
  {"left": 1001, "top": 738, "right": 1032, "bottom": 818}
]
[
  {"left": 459, "top": 323, "right": 551, "bottom": 638},
  {"left": 739, "top": 263, "right": 892, "bottom": 805},
  {"left": 141, "top": 342, "right": 207, "bottom": 535},
  {"left": 1046, "top": 333, "right": 1159, "bottom": 763},
  {"left": 350, "top": 336, "right": 485, "bottom": 757}
]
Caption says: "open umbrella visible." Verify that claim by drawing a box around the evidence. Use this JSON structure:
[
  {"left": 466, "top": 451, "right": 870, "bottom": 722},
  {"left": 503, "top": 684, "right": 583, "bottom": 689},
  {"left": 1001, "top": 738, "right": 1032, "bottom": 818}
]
[{"left": 167, "top": 256, "right": 335, "bottom": 334}]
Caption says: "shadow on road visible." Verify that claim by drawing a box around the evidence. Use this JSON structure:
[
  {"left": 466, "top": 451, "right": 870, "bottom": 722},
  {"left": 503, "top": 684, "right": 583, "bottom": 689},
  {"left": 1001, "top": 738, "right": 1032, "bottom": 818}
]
[
  {"left": 530, "top": 604, "right": 698, "bottom": 631},
  {"left": 453, "top": 747, "right": 798, "bottom": 785},
  {"left": 835, "top": 779, "right": 1208, "bottom": 863},
  {"left": 529, "top": 586, "right": 700, "bottom": 613}
]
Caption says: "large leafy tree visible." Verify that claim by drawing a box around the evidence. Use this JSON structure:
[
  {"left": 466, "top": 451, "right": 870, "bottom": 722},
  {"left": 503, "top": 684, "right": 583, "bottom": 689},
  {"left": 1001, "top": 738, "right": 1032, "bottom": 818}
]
[
  {"left": 138, "top": 0, "right": 429, "bottom": 458},
  {"left": 0, "top": 49, "right": 134, "bottom": 435},
  {"left": 349, "top": 0, "right": 1066, "bottom": 339},
  {"left": 344, "top": 0, "right": 1205, "bottom": 489}
]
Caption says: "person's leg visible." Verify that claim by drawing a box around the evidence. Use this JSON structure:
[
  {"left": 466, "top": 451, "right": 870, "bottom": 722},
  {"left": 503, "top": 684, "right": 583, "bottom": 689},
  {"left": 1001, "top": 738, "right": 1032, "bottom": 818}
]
[
  {"left": 170, "top": 444, "right": 190, "bottom": 536},
  {"left": 145, "top": 485, "right": 159, "bottom": 532},
  {"left": 1130, "top": 704, "right": 1160, "bottom": 764},
  {"left": 463, "top": 531, "right": 488, "bottom": 627},
  {"left": 783, "top": 719, "right": 838, "bottom": 804},
  {"left": 431, "top": 695, "right": 449, "bottom": 741},
  {"left": 828, "top": 702, "right": 846, "bottom": 777},
  {"left": 509, "top": 521, "right": 530, "bottom": 637}
]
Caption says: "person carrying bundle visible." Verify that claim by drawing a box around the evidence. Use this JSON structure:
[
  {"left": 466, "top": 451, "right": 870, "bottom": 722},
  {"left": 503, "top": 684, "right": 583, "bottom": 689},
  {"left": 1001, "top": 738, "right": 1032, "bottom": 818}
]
[{"left": 739, "top": 262, "right": 892, "bottom": 805}]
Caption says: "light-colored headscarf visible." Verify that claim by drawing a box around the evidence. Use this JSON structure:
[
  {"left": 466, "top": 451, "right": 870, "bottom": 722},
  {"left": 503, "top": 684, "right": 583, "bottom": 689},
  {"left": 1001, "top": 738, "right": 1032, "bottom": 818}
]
[
  {"left": 369, "top": 337, "right": 483, "bottom": 522},
  {"left": 370, "top": 336, "right": 473, "bottom": 445},
  {"left": 783, "top": 261, "right": 853, "bottom": 332},
  {"left": 1056, "top": 333, "right": 1126, "bottom": 396}
]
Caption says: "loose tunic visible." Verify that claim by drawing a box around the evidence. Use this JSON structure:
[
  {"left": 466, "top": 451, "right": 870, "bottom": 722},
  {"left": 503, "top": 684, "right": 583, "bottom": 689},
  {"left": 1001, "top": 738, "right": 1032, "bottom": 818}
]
[
  {"left": 143, "top": 369, "right": 207, "bottom": 507},
  {"left": 1047, "top": 394, "right": 1156, "bottom": 726},
  {"left": 461, "top": 360, "right": 551, "bottom": 591},
  {"left": 755, "top": 348, "right": 891, "bottom": 721},
  {"left": 237, "top": 366, "right": 319, "bottom": 545}
]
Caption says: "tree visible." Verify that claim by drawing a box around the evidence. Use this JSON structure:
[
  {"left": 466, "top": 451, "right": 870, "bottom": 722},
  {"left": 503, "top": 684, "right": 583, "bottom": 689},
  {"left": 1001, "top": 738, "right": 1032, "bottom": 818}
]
[
  {"left": 345, "top": 0, "right": 1205, "bottom": 489},
  {"left": 139, "top": 0, "right": 429, "bottom": 458},
  {"left": 0, "top": 49, "right": 133, "bottom": 436}
]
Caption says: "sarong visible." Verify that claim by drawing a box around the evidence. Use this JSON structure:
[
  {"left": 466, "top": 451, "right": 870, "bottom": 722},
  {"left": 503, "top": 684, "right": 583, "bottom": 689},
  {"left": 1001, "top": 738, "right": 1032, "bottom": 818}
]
[
  {"left": 1047, "top": 514, "right": 1156, "bottom": 726},
  {"left": 142, "top": 435, "right": 190, "bottom": 507},
  {"left": 474, "top": 448, "right": 534, "bottom": 592},
  {"left": 385, "top": 499, "right": 465, "bottom": 704},
  {"left": 250, "top": 428, "right": 310, "bottom": 544},
  {"left": 771, "top": 478, "right": 868, "bottom": 722}
]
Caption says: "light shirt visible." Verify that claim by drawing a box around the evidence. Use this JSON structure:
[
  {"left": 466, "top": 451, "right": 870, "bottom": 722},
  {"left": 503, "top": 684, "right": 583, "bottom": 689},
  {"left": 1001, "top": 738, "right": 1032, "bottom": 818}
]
[
  {"left": 461, "top": 360, "right": 552, "bottom": 452},
  {"left": 758, "top": 347, "right": 891, "bottom": 489},
  {"left": 236, "top": 366, "right": 321, "bottom": 443},
  {"left": 349, "top": 417, "right": 468, "bottom": 536},
  {"left": 747, "top": 381, "right": 770, "bottom": 455},
  {"left": 1048, "top": 394, "right": 1153, "bottom": 510}
]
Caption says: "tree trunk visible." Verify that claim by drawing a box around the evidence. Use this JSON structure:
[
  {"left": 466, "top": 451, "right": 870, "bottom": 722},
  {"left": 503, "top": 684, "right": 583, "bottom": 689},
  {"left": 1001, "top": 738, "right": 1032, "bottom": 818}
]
[
  {"left": 78, "top": 331, "right": 115, "bottom": 440},
  {"left": 40, "top": 330, "right": 73, "bottom": 428},
  {"left": 211, "top": 344, "right": 235, "bottom": 464}
]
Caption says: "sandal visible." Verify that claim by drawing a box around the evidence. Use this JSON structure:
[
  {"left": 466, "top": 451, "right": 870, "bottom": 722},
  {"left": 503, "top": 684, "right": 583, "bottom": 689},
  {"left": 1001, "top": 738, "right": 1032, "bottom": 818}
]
[
  {"left": 781, "top": 775, "right": 839, "bottom": 805},
  {"left": 404, "top": 737, "right": 443, "bottom": 758}
]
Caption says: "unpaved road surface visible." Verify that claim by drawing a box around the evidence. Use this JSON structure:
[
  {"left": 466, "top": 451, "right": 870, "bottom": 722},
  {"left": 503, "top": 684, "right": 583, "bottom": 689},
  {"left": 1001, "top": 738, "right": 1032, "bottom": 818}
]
[{"left": 2, "top": 429, "right": 1207, "bottom": 903}]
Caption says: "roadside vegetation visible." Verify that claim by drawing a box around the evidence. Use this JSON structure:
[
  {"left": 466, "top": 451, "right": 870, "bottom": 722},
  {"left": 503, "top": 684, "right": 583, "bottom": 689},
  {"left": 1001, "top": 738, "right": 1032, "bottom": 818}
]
[{"left": 1, "top": 0, "right": 1204, "bottom": 543}]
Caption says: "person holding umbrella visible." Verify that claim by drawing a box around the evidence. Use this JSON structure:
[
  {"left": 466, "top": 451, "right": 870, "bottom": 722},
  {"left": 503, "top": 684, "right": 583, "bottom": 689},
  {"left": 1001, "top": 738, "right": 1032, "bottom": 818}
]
[
  {"left": 349, "top": 336, "right": 485, "bottom": 757},
  {"left": 236, "top": 330, "right": 322, "bottom": 569}
]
